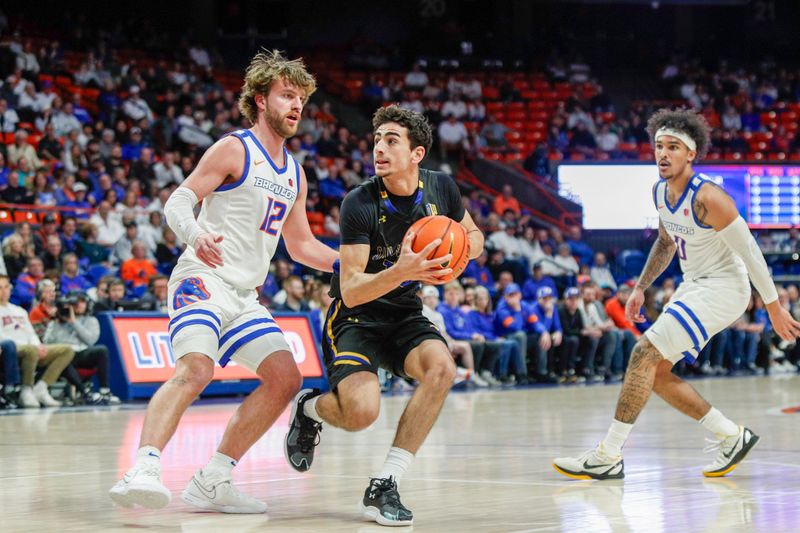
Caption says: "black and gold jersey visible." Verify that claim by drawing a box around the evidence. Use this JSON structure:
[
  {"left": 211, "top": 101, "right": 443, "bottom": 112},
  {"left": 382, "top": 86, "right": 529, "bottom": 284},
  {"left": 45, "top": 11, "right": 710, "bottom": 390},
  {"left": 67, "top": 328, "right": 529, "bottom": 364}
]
[{"left": 330, "top": 168, "right": 465, "bottom": 318}]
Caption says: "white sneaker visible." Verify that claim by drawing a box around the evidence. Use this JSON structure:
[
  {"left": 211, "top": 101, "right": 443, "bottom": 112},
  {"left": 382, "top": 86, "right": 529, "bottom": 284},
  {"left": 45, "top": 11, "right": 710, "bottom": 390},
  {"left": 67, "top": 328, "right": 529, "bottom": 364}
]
[
  {"left": 553, "top": 444, "right": 624, "bottom": 480},
  {"left": 109, "top": 463, "right": 172, "bottom": 509},
  {"left": 182, "top": 469, "right": 267, "bottom": 514},
  {"left": 33, "top": 380, "right": 61, "bottom": 407},
  {"left": 470, "top": 371, "right": 489, "bottom": 387},
  {"left": 19, "top": 386, "right": 40, "bottom": 408},
  {"left": 479, "top": 370, "right": 502, "bottom": 387},
  {"left": 702, "top": 426, "right": 760, "bottom": 477}
]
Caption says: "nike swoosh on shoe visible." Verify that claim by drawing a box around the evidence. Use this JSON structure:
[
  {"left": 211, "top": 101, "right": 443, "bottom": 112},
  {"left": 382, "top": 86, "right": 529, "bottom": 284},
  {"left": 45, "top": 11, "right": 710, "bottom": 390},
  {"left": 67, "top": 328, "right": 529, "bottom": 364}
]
[{"left": 192, "top": 478, "right": 216, "bottom": 499}]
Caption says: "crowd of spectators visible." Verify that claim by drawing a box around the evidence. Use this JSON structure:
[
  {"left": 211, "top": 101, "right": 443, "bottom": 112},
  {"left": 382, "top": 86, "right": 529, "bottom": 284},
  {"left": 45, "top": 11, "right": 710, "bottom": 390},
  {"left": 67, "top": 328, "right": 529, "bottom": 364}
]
[{"left": 1, "top": 26, "right": 799, "bottom": 408}]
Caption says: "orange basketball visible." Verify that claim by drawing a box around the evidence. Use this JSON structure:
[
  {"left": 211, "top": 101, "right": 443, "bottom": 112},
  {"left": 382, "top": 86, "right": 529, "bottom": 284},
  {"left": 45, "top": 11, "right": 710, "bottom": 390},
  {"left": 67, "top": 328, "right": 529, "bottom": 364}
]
[{"left": 406, "top": 215, "right": 470, "bottom": 283}]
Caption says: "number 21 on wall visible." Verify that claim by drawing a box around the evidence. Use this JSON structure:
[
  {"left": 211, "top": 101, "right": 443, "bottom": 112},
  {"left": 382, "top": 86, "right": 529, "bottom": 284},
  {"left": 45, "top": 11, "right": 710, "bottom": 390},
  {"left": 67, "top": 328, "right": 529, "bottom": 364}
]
[
  {"left": 260, "top": 197, "right": 287, "bottom": 236},
  {"left": 674, "top": 235, "right": 687, "bottom": 260}
]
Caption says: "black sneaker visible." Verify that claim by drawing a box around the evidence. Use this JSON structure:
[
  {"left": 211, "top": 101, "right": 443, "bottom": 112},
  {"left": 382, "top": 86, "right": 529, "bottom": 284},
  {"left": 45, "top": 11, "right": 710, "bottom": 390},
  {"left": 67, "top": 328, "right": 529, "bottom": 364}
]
[
  {"left": 360, "top": 476, "right": 413, "bottom": 526},
  {"left": 284, "top": 388, "right": 322, "bottom": 472}
]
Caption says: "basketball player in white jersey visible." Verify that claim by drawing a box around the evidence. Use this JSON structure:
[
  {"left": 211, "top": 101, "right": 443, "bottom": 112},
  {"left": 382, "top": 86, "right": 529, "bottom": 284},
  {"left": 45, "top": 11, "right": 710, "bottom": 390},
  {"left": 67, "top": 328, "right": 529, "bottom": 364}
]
[
  {"left": 109, "top": 50, "right": 338, "bottom": 513},
  {"left": 553, "top": 108, "right": 800, "bottom": 480}
]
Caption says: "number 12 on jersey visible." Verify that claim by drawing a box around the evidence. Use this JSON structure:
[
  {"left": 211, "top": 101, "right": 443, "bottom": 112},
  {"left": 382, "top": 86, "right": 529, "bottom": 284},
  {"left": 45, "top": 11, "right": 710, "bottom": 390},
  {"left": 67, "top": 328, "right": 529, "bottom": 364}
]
[
  {"left": 260, "top": 197, "right": 287, "bottom": 236},
  {"left": 674, "top": 235, "right": 687, "bottom": 260}
]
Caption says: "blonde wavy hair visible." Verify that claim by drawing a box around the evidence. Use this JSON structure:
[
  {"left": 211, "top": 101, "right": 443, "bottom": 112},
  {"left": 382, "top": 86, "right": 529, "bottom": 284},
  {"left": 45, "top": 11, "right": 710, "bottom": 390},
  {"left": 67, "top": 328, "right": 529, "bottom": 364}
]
[{"left": 238, "top": 49, "right": 317, "bottom": 124}]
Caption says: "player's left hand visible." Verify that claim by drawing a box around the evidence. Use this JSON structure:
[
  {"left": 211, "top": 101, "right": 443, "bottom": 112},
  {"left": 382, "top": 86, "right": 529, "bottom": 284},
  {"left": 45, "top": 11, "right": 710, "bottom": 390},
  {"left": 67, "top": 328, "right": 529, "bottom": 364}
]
[{"left": 767, "top": 304, "right": 800, "bottom": 342}]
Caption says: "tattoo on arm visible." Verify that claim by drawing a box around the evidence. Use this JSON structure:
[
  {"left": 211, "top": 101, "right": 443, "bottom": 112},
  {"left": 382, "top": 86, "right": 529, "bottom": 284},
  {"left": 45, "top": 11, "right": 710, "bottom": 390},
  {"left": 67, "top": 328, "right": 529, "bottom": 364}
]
[
  {"left": 635, "top": 222, "right": 676, "bottom": 291},
  {"left": 693, "top": 197, "right": 709, "bottom": 226}
]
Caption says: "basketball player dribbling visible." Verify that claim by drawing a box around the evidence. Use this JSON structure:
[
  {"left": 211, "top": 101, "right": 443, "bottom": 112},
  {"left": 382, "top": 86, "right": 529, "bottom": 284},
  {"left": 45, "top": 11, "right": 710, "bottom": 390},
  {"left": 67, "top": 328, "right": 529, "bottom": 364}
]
[
  {"left": 109, "top": 50, "right": 339, "bottom": 513},
  {"left": 283, "top": 105, "right": 484, "bottom": 526},
  {"left": 554, "top": 108, "right": 800, "bottom": 480}
]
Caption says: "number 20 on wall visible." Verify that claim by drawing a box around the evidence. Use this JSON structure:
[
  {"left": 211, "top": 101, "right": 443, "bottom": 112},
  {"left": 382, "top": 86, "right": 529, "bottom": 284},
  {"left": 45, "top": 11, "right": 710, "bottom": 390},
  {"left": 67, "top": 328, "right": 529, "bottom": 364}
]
[{"left": 674, "top": 235, "right": 687, "bottom": 260}]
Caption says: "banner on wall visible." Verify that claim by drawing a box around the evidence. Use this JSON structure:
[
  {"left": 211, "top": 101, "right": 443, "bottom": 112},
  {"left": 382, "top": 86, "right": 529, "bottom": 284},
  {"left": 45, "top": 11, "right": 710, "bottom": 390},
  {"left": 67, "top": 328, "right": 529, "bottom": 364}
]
[{"left": 99, "top": 312, "right": 328, "bottom": 400}]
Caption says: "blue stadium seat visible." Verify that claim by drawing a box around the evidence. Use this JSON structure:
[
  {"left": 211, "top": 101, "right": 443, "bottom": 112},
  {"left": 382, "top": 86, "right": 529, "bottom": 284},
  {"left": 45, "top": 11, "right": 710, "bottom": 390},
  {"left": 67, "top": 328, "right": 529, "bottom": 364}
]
[{"left": 617, "top": 249, "right": 646, "bottom": 281}]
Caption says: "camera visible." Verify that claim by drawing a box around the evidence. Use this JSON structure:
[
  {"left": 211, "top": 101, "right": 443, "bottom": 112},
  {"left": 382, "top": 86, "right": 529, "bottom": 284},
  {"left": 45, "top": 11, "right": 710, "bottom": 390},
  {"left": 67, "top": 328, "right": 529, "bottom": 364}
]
[{"left": 56, "top": 295, "right": 78, "bottom": 320}]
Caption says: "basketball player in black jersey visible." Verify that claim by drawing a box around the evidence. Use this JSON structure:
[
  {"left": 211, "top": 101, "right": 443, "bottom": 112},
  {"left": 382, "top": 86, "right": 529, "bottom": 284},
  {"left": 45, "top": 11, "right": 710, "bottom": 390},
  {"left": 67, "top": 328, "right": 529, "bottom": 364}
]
[{"left": 284, "top": 105, "right": 483, "bottom": 526}]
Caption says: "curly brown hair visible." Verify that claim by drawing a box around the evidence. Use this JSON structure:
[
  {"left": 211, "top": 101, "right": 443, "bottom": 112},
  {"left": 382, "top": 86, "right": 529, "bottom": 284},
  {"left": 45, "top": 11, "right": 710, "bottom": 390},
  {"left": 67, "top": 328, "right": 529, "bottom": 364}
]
[
  {"left": 372, "top": 104, "right": 433, "bottom": 155},
  {"left": 237, "top": 49, "right": 317, "bottom": 124},
  {"left": 645, "top": 108, "right": 712, "bottom": 160}
]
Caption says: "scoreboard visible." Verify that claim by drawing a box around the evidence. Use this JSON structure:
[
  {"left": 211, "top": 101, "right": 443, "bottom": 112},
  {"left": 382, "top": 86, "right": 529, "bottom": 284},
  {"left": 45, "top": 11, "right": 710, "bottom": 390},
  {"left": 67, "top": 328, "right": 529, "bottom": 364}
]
[
  {"left": 728, "top": 166, "right": 800, "bottom": 227},
  {"left": 558, "top": 163, "right": 800, "bottom": 230}
]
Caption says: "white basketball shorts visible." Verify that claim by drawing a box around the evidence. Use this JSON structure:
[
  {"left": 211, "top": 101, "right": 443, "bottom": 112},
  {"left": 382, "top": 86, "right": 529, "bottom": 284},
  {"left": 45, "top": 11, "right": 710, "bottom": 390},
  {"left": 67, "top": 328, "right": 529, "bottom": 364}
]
[
  {"left": 167, "top": 268, "right": 291, "bottom": 372},
  {"left": 645, "top": 276, "right": 750, "bottom": 364}
]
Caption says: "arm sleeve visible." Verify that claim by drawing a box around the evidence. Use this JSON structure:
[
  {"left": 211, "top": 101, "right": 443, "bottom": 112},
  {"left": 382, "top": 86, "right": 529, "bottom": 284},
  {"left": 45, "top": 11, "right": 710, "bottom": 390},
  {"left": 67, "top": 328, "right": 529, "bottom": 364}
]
[
  {"left": 440, "top": 174, "right": 466, "bottom": 221},
  {"left": 164, "top": 187, "right": 204, "bottom": 247},
  {"left": 717, "top": 216, "right": 779, "bottom": 305},
  {"left": 339, "top": 189, "right": 374, "bottom": 246}
]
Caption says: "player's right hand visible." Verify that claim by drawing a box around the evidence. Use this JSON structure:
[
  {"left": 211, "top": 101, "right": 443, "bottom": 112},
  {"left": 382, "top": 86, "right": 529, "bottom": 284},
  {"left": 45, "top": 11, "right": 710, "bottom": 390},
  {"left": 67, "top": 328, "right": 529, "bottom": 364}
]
[
  {"left": 625, "top": 287, "right": 646, "bottom": 323},
  {"left": 767, "top": 304, "right": 800, "bottom": 342},
  {"left": 397, "top": 231, "right": 453, "bottom": 285},
  {"left": 195, "top": 232, "right": 225, "bottom": 269}
]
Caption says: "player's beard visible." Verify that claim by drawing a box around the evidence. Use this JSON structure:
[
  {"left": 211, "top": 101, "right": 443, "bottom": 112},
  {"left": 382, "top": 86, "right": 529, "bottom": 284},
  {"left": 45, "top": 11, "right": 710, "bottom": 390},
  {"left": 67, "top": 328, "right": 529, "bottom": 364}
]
[{"left": 265, "top": 104, "right": 298, "bottom": 139}]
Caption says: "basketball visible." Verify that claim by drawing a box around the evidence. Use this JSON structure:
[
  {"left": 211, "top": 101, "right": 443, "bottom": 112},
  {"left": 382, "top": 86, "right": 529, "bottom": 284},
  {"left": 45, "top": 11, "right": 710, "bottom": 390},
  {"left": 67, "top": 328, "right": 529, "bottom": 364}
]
[{"left": 406, "top": 215, "right": 470, "bottom": 283}]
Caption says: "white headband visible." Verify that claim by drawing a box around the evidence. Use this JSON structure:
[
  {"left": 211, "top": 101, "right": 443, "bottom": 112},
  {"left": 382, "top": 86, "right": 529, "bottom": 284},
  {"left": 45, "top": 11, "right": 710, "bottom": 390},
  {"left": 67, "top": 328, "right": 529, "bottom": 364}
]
[{"left": 655, "top": 127, "right": 696, "bottom": 151}]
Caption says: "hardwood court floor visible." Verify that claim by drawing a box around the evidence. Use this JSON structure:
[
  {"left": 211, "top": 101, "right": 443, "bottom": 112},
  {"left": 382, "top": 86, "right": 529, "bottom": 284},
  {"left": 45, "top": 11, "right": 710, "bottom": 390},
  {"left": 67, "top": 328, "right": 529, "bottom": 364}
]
[{"left": 2, "top": 374, "right": 799, "bottom": 532}]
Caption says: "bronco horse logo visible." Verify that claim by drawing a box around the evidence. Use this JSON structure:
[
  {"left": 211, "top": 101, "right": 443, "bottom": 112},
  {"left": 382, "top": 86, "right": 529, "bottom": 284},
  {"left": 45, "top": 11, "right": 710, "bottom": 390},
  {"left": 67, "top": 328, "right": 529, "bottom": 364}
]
[{"left": 173, "top": 277, "right": 211, "bottom": 309}]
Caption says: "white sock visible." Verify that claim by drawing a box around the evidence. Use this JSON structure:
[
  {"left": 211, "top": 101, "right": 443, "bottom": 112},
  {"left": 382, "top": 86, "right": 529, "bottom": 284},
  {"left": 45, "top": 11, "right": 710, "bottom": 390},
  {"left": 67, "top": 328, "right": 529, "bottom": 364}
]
[
  {"left": 303, "top": 394, "right": 324, "bottom": 423},
  {"left": 699, "top": 407, "right": 739, "bottom": 437},
  {"left": 377, "top": 447, "right": 414, "bottom": 485},
  {"left": 135, "top": 445, "right": 162, "bottom": 469},
  {"left": 204, "top": 451, "right": 237, "bottom": 478},
  {"left": 600, "top": 419, "right": 633, "bottom": 458}
]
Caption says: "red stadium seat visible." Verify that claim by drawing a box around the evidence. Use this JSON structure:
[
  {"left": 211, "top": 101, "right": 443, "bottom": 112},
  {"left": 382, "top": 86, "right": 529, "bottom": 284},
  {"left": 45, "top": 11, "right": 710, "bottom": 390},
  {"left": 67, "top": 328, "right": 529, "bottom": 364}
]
[
  {"left": 14, "top": 211, "right": 40, "bottom": 224},
  {"left": 482, "top": 87, "right": 500, "bottom": 100},
  {"left": 524, "top": 131, "right": 545, "bottom": 142}
]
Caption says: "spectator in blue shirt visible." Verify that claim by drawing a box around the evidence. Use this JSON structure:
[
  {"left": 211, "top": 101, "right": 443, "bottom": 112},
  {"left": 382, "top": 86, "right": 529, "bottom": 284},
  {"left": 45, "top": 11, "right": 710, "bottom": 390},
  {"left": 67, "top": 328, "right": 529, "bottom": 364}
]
[
  {"left": 59, "top": 217, "right": 84, "bottom": 254},
  {"left": 528, "top": 285, "right": 563, "bottom": 382},
  {"left": 565, "top": 226, "right": 594, "bottom": 266},
  {"left": 121, "top": 127, "right": 146, "bottom": 161},
  {"left": 438, "top": 282, "right": 482, "bottom": 343},
  {"left": 59, "top": 253, "right": 93, "bottom": 295},
  {"left": 494, "top": 282, "right": 538, "bottom": 384},
  {"left": 62, "top": 182, "right": 93, "bottom": 219},
  {"left": 469, "top": 285, "right": 523, "bottom": 384},
  {"left": 462, "top": 249, "right": 494, "bottom": 295},
  {"left": 522, "top": 262, "right": 557, "bottom": 303}
]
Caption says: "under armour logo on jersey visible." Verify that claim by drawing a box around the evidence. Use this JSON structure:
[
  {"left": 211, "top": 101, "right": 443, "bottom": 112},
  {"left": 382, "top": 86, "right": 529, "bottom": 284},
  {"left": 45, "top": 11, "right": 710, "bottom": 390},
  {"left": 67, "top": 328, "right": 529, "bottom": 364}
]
[{"left": 379, "top": 215, "right": 387, "bottom": 223}]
